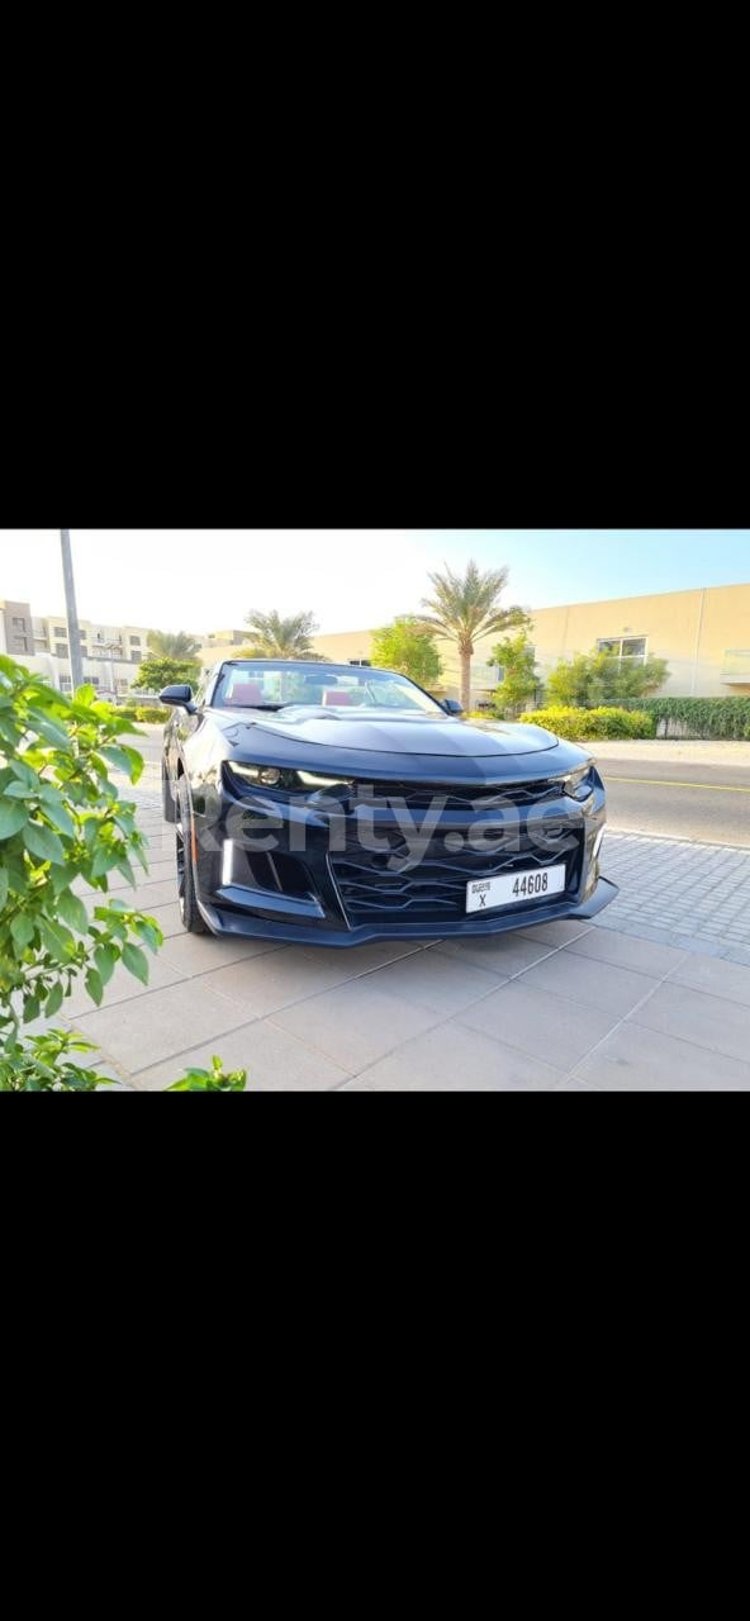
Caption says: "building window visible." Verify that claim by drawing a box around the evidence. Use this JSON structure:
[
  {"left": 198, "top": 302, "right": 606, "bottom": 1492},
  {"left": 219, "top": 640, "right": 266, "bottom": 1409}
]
[
  {"left": 13, "top": 637, "right": 28, "bottom": 652},
  {"left": 59, "top": 676, "right": 72, "bottom": 692},
  {"left": 12, "top": 616, "right": 27, "bottom": 630},
  {"left": 130, "top": 635, "right": 141, "bottom": 646},
  {"left": 55, "top": 643, "right": 68, "bottom": 658},
  {"left": 597, "top": 636, "right": 647, "bottom": 665},
  {"left": 131, "top": 651, "right": 142, "bottom": 664}
]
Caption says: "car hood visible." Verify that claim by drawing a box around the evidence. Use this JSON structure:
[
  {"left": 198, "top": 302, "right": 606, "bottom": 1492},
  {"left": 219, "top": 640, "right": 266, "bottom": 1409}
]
[{"left": 215, "top": 706, "right": 559, "bottom": 758}]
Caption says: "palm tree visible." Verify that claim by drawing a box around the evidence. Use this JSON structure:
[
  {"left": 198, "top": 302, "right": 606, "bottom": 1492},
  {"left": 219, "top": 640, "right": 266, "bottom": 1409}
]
[
  {"left": 147, "top": 630, "right": 202, "bottom": 659},
  {"left": 419, "top": 560, "right": 529, "bottom": 712},
  {"left": 241, "top": 610, "right": 322, "bottom": 660}
]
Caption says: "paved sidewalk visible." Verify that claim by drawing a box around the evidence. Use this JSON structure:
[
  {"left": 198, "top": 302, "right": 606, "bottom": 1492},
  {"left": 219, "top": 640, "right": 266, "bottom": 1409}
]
[
  {"left": 53, "top": 791, "right": 750, "bottom": 1092},
  {"left": 597, "top": 832, "right": 750, "bottom": 965}
]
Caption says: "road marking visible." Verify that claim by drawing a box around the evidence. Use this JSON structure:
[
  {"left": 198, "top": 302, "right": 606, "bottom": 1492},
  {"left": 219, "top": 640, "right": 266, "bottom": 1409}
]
[{"left": 606, "top": 776, "right": 750, "bottom": 794}]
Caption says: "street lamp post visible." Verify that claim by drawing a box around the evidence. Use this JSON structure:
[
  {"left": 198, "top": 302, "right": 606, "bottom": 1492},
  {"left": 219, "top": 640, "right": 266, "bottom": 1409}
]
[{"left": 60, "top": 529, "right": 85, "bottom": 694}]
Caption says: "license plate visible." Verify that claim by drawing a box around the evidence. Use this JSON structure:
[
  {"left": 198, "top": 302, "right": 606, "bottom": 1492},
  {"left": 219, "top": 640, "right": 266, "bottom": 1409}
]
[{"left": 466, "top": 863, "right": 566, "bottom": 914}]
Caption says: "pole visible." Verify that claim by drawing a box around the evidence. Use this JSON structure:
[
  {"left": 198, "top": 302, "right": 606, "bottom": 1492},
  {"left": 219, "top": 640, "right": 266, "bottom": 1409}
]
[{"left": 60, "top": 529, "right": 84, "bottom": 693}]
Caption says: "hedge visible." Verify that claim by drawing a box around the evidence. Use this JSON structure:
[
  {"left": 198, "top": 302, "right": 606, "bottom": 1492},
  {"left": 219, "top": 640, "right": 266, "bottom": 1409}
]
[
  {"left": 629, "top": 696, "right": 750, "bottom": 739},
  {"left": 117, "top": 705, "right": 170, "bottom": 725},
  {"left": 523, "top": 706, "right": 656, "bottom": 741}
]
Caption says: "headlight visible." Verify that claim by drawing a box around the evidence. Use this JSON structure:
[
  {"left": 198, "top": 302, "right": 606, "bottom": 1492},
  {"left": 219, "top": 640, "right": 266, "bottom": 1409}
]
[
  {"left": 229, "top": 763, "right": 283, "bottom": 787},
  {"left": 225, "top": 763, "right": 354, "bottom": 796},
  {"left": 559, "top": 765, "right": 595, "bottom": 801}
]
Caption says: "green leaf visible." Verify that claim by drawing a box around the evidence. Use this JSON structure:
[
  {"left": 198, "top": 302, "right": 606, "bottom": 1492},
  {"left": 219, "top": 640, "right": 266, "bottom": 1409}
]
[
  {"left": 45, "top": 982, "right": 64, "bottom": 1018},
  {"left": 121, "top": 943, "right": 149, "bottom": 986},
  {"left": 32, "top": 716, "right": 71, "bottom": 747},
  {"left": 36, "top": 793, "right": 76, "bottom": 838},
  {"left": 0, "top": 801, "right": 26, "bottom": 840},
  {"left": 114, "top": 855, "right": 137, "bottom": 888},
  {"left": 85, "top": 968, "right": 104, "bottom": 1006},
  {"left": 133, "top": 918, "right": 163, "bottom": 953},
  {"left": 23, "top": 822, "right": 66, "bottom": 865},
  {"left": 91, "top": 847, "right": 119, "bottom": 879},
  {"left": 37, "top": 917, "right": 77, "bottom": 963},
  {"left": 22, "top": 996, "right": 41, "bottom": 1024},
  {"left": 100, "top": 745, "right": 144, "bottom": 783},
  {"left": 3, "top": 780, "right": 34, "bottom": 798},
  {"left": 10, "top": 912, "right": 35, "bottom": 949},
  {"left": 56, "top": 889, "right": 90, "bottom": 934},
  {"left": 94, "top": 944, "right": 117, "bottom": 986},
  {"left": 0, "top": 867, "right": 8, "bottom": 910}
]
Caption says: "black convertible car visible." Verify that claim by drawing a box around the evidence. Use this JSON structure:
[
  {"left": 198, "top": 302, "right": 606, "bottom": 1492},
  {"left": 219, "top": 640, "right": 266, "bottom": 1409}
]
[{"left": 160, "top": 659, "right": 617, "bottom": 945}]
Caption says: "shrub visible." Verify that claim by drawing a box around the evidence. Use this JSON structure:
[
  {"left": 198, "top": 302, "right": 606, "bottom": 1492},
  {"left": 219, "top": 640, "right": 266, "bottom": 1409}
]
[
  {"left": 523, "top": 705, "right": 656, "bottom": 741},
  {"left": 632, "top": 696, "right": 750, "bottom": 739},
  {"left": 117, "top": 706, "right": 169, "bottom": 725},
  {"left": 0, "top": 660, "right": 247, "bottom": 1091}
]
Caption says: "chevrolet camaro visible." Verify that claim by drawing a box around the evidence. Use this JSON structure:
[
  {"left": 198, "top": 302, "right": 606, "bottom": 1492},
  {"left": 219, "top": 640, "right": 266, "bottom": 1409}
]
[{"left": 159, "top": 659, "right": 617, "bottom": 944}]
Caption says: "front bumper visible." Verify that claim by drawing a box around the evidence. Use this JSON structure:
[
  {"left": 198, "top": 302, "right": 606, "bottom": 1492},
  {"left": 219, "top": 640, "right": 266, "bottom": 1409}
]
[{"left": 191, "top": 774, "right": 618, "bottom": 946}]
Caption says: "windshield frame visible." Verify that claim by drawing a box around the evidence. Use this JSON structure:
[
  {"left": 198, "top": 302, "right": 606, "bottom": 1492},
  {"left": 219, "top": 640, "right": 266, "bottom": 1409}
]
[{"left": 207, "top": 660, "right": 446, "bottom": 716}]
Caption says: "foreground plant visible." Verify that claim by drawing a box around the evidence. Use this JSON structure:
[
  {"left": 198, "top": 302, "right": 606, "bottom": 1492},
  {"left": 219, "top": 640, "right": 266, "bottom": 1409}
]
[
  {"left": 0, "top": 1032, "right": 247, "bottom": 1092},
  {"left": 1, "top": 657, "right": 249, "bottom": 1092},
  {"left": 0, "top": 658, "right": 164, "bottom": 1043}
]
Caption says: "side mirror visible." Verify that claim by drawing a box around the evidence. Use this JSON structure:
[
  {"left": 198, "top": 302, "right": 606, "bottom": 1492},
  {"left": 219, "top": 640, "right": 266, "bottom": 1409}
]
[
  {"left": 441, "top": 698, "right": 464, "bottom": 716},
  {"left": 160, "top": 684, "right": 196, "bottom": 714}
]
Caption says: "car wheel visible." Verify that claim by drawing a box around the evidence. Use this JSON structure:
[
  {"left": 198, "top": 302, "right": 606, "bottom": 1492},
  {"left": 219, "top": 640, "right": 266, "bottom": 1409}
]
[
  {"left": 162, "top": 762, "right": 177, "bottom": 823},
  {"left": 176, "top": 778, "right": 207, "bottom": 934}
]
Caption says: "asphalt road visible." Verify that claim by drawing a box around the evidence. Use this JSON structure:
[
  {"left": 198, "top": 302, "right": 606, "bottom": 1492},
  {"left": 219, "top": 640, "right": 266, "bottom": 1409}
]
[{"left": 598, "top": 756, "right": 750, "bottom": 846}]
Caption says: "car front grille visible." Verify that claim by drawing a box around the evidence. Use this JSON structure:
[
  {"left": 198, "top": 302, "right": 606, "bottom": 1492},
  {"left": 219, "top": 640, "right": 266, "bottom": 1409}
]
[
  {"left": 352, "top": 779, "right": 565, "bottom": 811},
  {"left": 331, "top": 824, "right": 583, "bottom": 925}
]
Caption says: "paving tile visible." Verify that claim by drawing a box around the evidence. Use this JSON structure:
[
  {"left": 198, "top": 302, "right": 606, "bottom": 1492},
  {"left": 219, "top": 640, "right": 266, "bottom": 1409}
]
[
  {"left": 62, "top": 951, "right": 186, "bottom": 1017},
  {"left": 133, "top": 1017, "right": 350, "bottom": 1091},
  {"left": 271, "top": 980, "right": 445, "bottom": 1074},
  {"left": 574, "top": 1021, "right": 750, "bottom": 1091},
  {"left": 628, "top": 982, "right": 750, "bottom": 1065},
  {"left": 515, "top": 919, "right": 595, "bottom": 945},
  {"left": 134, "top": 901, "right": 187, "bottom": 939},
  {"left": 668, "top": 954, "right": 750, "bottom": 1008},
  {"left": 515, "top": 951, "right": 659, "bottom": 1018},
  {"left": 84, "top": 879, "right": 180, "bottom": 912},
  {"left": 194, "top": 948, "right": 369, "bottom": 1019},
  {"left": 342, "top": 1021, "right": 562, "bottom": 1090},
  {"left": 458, "top": 981, "right": 615, "bottom": 1071},
  {"left": 159, "top": 932, "right": 284, "bottom": 976},
  {"left": 107, "top": 861, "right": 176, "bottom": 891},
  {"left": 71, "top": 980, "right": 252, "bottom": 1073},
  {"left": 565, "top": 930, "right": 688, "bottom": 978},
  {"left": 432, "top": 932, "right": 553, "bottom": 977},
  {"left": 364, "top": 950, "right": 502, "bottom": 1015}
]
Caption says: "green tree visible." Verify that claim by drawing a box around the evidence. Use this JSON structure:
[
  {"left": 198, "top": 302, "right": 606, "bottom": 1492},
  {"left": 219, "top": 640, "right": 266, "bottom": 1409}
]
[
  {"left": 133, "top": 655, "right": 201, "bottom": 693},
  {"left": 371, "top": 616, "right": 443, "bottom": 687},
  {"left": 240, "top": 610, "right": 322, "bottom": 660},
  {"left": 419, "top": 560, "right": 529, "bottom": 712},
  {"left": 547, "top": 650, "right": 669, "bottom": 708},
  {"left": 147, "top": 630, "right": 202, "bottom": 659},
  {"left": 488, "top": 631, "right": 540, "bottom": 717}
]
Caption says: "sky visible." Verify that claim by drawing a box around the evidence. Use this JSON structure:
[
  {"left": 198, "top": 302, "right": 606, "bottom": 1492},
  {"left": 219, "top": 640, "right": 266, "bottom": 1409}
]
[{"left": 1, "top": 530, "right": 748, "bottom": 634}]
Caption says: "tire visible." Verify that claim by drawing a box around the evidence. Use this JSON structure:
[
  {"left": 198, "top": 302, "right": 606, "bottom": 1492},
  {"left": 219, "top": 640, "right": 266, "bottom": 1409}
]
[
  {"left": 162, "top": 761, "right": 177, "bottom": 823},
  {"left": 176, "top": 777, "right": 208, "bottom": 934}
]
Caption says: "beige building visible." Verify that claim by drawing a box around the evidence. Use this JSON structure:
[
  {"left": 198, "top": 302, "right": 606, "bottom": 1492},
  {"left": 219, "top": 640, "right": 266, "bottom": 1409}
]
[
  {"left": 1, "top": 599, "right": 153, "bottom": 696},
  {"left": 310, "top": 583, "right": 750, "bottom": 703}
]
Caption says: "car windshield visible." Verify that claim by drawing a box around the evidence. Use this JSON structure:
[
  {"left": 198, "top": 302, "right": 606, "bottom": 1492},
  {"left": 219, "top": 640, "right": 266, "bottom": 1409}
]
[{"left": 212, "top": 662, "right": 442, "bottom": 714}]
